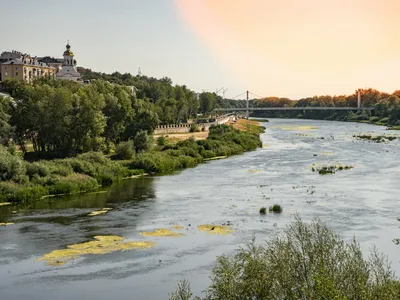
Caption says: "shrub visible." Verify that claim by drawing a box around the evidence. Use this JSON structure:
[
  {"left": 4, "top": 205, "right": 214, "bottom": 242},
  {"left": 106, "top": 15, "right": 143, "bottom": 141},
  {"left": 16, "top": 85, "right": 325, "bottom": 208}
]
[
  {"left": 26, "top": 162, "right": 50, "bottom": 178},
  {"left": 269, "top": 204, "right": 282, "bottom": 213},
  {"left": 259, "top": 207, "right": 267, "bottom": 215},
  {"left": 157, "top": 136, "right": 167, "bottom": 146},
  {"left": 115, "top": 141, "right": 135, "bottom": 160},
  {"left": 0, "top": 145, "right": 26, "bottom": 182},
  {"left": 46, "top": 174, "right": 98, "bottom": 195},
  {"left": 0, "top": 181, "right": 48, "bottom": 203},
  {"left": 171, "top": 217, "right": 400, "bottom": 299},
  {"left": 189, "top": 123, "right": 200, "bottom": 133},
  {"left": 134, "top": 130, "right": 152, "bottom": 152},
  {"left": 77, "top": 151, "right": 108, "bottom": 164}
]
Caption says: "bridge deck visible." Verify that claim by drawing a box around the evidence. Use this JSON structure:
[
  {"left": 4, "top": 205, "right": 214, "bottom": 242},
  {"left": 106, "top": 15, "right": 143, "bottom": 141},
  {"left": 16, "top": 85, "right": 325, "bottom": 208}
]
[{"left": 214, "top": 107, "right": 375, "bottom": 111}]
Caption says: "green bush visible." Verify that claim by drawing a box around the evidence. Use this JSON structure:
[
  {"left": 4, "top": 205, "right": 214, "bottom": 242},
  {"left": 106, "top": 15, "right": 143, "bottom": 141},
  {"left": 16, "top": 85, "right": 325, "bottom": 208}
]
[
  {"left": 46, "top": 174, "right": 98, "bottom": 195},
  {"left": 170, "top": 217, "right": 400, "bottom": 300},
  {"left": 0, "top": 145, "right": 26, "bottom": 182},
  {"left": 115, "top": 141, "right": 135, "bottom": 160},
  {"left": 259, "top": 207, "right": 267, "bottom": 215},
  {"left": 76, "top": 151, "right": 108, "bottom": 164},
  {"left": 26, "top": 162, "right": 50, "bottom": 178},
  {"left": 189, "top": 123, "right": 200, "bottom": 132},
  {"left": 269, "top": 204, "right": 282, "bottom": 213},
  {"left": 157, "top": 136, "right": 167, "bottom": 146},
  {"left": 134, "top": 130, "right": 152, "bottom": 152},
  {"left": 0, "top": 181, "right": 48, "bottom": 203}
]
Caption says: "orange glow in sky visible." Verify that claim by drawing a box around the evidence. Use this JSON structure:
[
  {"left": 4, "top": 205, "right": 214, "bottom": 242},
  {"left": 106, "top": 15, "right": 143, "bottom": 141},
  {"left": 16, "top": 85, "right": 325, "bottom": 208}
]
[{"left": 175, "top": 0, "right": 400, "bottom": 98}]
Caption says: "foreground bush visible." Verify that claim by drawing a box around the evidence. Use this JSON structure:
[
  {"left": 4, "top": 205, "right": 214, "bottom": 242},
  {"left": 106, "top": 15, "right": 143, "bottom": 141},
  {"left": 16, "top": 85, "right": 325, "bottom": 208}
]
[
  {"left": 115, "top": 141, "right": 135, "bottom": 160},
  {"left": 0, "top": 146, "right": 26, "bottom": 182},
  {"left": 170, "top": 217, "right": 400, "bottom": 300}
]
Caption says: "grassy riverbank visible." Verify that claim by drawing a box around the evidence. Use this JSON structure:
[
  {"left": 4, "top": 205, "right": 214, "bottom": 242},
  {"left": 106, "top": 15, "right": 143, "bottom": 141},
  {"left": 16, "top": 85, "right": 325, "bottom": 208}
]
[{"left": 0, "top": 124, "right": 262, "bottom": 204}]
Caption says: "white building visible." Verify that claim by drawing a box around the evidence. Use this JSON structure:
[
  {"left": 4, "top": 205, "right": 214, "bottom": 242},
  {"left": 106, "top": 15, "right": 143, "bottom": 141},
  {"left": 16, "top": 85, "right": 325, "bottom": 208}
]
[{"left": 56, "top": 43, "right": 81, "bottom": 81}]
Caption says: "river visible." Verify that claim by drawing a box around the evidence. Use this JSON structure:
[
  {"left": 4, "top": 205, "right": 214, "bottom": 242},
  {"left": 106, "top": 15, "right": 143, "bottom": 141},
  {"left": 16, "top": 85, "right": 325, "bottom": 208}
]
[{"left": 1, "top": 119, "right": 400, "bottom": 300}]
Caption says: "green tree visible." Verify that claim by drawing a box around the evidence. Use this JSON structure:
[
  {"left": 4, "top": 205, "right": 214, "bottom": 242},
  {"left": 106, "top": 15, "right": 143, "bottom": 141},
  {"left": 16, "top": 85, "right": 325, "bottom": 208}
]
[
  {"left": 170, "top": 217, "right": 400, "bottom": 300},
  {"left": 199, "top": 92, "right": 216, "bottom": 113},
  {"left": 0, "top": 96, "right": 13, "bottom": 146},
  {"left": 133, "top": 130, "right": 152, "bottom": 152}
]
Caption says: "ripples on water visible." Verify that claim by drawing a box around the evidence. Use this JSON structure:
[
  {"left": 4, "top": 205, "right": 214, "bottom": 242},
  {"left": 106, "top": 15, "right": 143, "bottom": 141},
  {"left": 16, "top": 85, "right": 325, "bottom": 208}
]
[{"left": 0, "top": 119, "right": 399, "bottom": 300}]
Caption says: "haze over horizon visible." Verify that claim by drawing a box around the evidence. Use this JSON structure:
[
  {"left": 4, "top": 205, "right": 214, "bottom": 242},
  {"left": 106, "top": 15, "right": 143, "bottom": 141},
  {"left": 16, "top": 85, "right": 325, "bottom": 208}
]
[{"left": 1, "top": 0, "right": 399, "bottom": 99}]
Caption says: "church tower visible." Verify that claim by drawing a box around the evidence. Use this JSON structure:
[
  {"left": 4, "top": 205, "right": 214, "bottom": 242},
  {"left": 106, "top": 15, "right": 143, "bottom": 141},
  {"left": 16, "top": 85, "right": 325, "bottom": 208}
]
[{"left": 57, "top": 42, "right": 81, "bottom": 81}]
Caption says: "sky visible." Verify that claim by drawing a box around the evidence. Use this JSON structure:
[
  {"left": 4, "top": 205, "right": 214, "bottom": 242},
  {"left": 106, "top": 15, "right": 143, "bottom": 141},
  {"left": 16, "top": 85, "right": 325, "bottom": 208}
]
[{"left": 1, "top": 0, "right": 399, "bottom": 99}]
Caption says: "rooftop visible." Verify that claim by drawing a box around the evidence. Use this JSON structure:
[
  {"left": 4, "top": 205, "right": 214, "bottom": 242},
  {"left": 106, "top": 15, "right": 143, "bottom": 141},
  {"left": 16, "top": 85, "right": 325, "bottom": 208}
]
[{"left": 2, "top": 58, "right": 55, "bottom": 69}]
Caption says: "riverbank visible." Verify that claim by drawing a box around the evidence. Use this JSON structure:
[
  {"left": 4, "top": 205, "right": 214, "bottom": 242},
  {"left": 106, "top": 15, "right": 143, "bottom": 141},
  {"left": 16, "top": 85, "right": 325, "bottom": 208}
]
[
  {"left": 0, "top": 124, "right": 262, "bottom": 204},
  {"left": 251, "top": 111, "right": 400, "bottom": 130}
]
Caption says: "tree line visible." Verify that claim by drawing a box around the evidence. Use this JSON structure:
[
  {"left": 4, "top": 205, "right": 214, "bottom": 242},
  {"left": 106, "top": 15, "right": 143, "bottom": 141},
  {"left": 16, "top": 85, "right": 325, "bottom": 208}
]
[
  {"left": 0, "top": 74, "right": 244, "bottom": 157},
  {"left": 252, "top": 88, "right": 400, "bottom": 126}
]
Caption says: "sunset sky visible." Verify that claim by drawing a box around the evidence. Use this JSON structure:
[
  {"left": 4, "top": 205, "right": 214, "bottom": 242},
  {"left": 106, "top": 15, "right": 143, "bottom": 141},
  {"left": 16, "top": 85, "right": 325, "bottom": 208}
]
[{"left": 1, "top": 0, "right": 399, "bottom": 99}]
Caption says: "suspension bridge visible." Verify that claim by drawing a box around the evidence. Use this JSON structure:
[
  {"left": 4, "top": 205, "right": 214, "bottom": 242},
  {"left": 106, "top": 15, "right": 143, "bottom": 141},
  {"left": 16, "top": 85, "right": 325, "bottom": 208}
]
[{"left": 213, "top": 90, "right": 375, "bottom": 117}]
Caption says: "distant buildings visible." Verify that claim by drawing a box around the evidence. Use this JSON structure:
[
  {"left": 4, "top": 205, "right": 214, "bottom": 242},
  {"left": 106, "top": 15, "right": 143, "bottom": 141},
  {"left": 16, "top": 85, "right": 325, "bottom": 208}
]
[
  {"left": 0, "top": 53, "right": 56, "bottom": 83},
  {"left": 0, "top": 42, "right": 81, "bottom": 83}
]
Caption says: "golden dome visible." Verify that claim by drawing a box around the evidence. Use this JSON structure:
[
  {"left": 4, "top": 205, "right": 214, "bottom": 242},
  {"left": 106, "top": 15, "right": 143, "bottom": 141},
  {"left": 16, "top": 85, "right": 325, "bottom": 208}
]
[{"left": 63, "top": 44, "right": 74, "bottom": 56}]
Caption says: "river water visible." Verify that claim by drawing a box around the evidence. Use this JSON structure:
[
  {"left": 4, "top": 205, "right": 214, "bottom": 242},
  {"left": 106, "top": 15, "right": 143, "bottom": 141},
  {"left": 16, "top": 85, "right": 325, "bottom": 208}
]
[{"left": 1, "top": 119, "right": 400, "bottom": 300}]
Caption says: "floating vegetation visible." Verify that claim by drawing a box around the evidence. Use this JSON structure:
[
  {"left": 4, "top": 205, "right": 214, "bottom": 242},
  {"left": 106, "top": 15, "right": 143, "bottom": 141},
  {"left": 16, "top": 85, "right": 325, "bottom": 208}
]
[
  {"left": 269, "top": 204, "right": 282, "bottom": 214},
  {"left": 87, "top": 208, "right": 113, "bottom": 217},
  {"left": 140, "top": 228, "right": 184, "bottom": 237},
  {"left": 320, "top": 151, "right": 336, "bottom": 156},
  {"left": 204, "top": 156, "right": 227, "bottom": 161},
  {"left": 248, "top": 169, "right": 262, "bottom": 173},
  {"left": 353, "top": 134, "right": 398, "bottom": 143},
  {"left": 296, "top": 133, "right": 316, "bottom": 137},
  {"left": 172, "top": 225, "right": 184, "bottom": 230},
  {"left": 312, "top": 164, "right": 353, "bottom": 175},
  {"left": 0, "top": 222, "right": 14, "bottom": 226},
  {"left": 38, "top": 235, "right": 156, "bottom": 266},
  {"left": 197, "top": 224, "right": 233, "bottom": 235},
  {"left": 259, "top": 207, "right": 267, "bottom": 215},
  {"left": 280, "top": 125, "right": 317, "bottom": 131},
  {"left": 0, "top": 202, "right": 12, "bottom": 207}
]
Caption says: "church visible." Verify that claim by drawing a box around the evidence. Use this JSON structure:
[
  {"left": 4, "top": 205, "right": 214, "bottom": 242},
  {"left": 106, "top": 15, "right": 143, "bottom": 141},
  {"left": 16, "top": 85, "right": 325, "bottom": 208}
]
[{"left": 56, "top": 42, "right": 81, "bottom": 81}]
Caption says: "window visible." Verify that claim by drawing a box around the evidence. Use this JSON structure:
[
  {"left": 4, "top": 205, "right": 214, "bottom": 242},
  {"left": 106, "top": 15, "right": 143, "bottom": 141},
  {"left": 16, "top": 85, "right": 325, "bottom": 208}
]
[{"left": 16, "top": 72, "right": 18, "bottom": 76}]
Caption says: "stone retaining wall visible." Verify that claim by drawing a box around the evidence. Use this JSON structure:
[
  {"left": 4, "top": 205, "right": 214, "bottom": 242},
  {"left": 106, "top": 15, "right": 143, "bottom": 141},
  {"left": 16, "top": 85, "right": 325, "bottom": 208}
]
[{"left": 154, "top": 114, "right": 235, "bottom": 135}]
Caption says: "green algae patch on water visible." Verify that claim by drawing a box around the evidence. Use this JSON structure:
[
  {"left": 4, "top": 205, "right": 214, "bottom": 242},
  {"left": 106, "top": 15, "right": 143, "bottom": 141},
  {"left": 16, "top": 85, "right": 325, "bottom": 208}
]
[
  {"left": 204, "top": 156, "right": 227, "bottom": 161},
  {"left": 0, "top": 202, "right": 12, "bottom": 207},
  {"left": 172, "top": 225, "right": 184, "bottom": 230},
  {"left": 0, "top": 222, "right": 14, "bottom": 226},
  {"left": 273, "top": 125, "right": 317, "bottom": 131},
  {"left": 87, "top": 208, "right": 112, "bottom": 217},
  {"left": 248, "top": 169, "right": 262, "bottom": 173},
  {"left": 197, "top": 225, "right": 233, "bottom": 235},
  {"left": 37, "top": 235, "right": 156, "bottom": 266},
  {"left": 140, "top": 228, "right": 184, "bottom": 237}
]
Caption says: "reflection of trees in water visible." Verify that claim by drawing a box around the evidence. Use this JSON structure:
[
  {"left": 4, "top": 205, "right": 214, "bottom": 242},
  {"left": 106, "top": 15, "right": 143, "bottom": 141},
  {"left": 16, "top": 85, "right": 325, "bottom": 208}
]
[
  {"left": 0, "top": 178, "right": 157, "bottom": 261},
  {"left": 0, "top": 178, "right": 156, "bottom": 222},
  {"left": 105, "top": 177, "right": 156, "bottom": 205}
]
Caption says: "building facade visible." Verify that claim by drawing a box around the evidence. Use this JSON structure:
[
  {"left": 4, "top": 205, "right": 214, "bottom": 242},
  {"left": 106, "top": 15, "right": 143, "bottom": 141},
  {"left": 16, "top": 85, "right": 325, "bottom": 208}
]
[
  {"left": 0, "top": 55, "right": 56, "bottom": 83},
  {"left": 56, "top": 43, "right": 81, "bottom": 81},
  {"left": 37, "top": 56, "right": 63, "bottom": 73}
]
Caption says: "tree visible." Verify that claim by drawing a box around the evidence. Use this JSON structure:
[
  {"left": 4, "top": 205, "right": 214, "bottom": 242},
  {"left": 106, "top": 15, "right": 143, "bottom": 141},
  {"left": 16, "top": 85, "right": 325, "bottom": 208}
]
[
  {"left": 0, "top": 96, "right": 13, "bottom": 146},
  {"left": 170, "top": 217, "right": 400, "bottom": 300},
  {"left": 199, "top": 92, "right": 216, "bottom": 113},
  {"left": 133, "top": 130, "right": 152, "bottom": 152}
]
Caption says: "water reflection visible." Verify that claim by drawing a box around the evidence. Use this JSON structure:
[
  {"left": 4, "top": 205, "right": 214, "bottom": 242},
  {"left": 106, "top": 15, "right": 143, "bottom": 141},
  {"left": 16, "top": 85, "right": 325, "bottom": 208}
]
[{"left": 0, "top": 177, "right": 156, "bottom": 223}]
